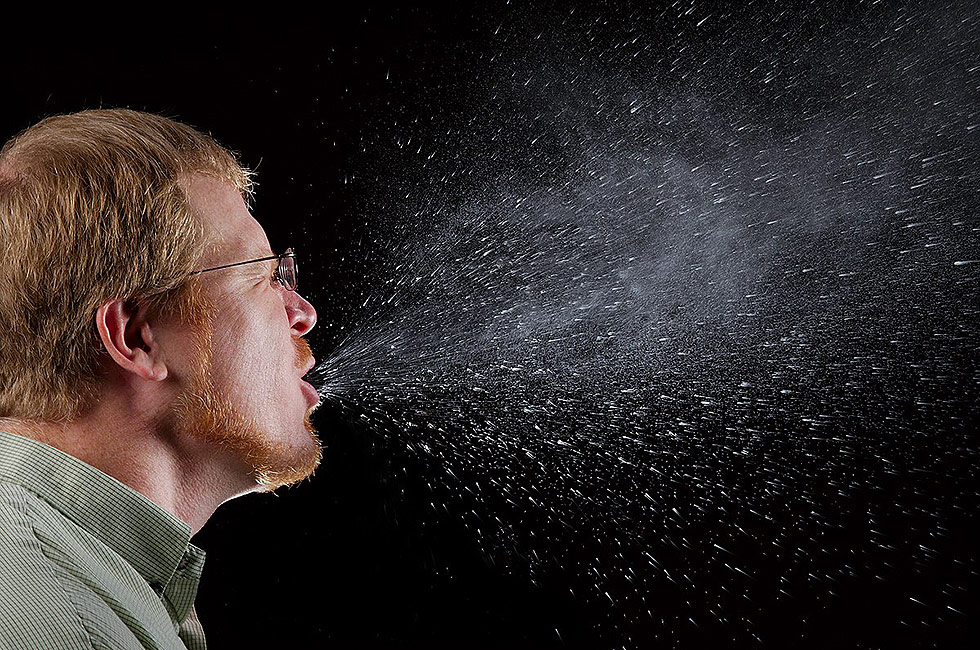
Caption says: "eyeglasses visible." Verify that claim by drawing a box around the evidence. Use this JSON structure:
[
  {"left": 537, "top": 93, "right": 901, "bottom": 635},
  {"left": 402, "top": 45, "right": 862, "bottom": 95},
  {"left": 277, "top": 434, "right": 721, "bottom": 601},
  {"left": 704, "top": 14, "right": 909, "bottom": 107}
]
[{"left": 189, "top": 248, "right": 298, "bottom": 291}]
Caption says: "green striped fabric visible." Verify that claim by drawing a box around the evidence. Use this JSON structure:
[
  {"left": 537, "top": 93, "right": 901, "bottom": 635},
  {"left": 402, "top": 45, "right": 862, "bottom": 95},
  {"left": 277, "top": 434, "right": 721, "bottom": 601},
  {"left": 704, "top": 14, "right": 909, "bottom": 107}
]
[{"left": 0, "top": 430, "right": 207, "bottom": 650}]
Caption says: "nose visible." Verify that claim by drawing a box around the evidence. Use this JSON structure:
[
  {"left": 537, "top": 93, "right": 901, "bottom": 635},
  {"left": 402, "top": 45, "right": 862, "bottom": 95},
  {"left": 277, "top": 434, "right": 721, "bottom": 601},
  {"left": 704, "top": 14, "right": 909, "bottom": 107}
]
[{"left": 285, "top": 290, "right": 317, "bottom": 336}]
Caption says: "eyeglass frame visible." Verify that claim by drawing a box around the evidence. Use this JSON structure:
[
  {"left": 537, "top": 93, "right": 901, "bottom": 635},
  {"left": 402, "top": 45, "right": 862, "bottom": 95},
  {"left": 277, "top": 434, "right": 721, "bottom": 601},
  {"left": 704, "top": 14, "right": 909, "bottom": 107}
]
[{"left": 188, "top": 247, "right": 298, "bottom": 291}]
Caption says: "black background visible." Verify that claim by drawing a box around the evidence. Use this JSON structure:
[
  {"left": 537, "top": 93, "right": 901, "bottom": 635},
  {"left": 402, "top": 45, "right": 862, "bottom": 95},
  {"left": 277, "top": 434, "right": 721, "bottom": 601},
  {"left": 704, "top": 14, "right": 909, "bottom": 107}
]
[{"left": 2, "top": 3, "right": 976, "bottom": 649}]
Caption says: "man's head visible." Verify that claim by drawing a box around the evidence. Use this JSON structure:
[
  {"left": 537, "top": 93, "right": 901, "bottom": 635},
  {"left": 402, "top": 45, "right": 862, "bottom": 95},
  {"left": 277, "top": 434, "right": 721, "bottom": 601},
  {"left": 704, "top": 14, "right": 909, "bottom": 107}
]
[{"left": 0, "top": 109, "right": 321, "bottom": 491}]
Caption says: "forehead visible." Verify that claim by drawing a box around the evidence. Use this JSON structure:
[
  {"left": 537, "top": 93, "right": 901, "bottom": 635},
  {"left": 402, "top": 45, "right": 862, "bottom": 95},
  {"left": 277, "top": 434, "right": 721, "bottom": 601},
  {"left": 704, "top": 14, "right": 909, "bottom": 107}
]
[{"left": 179, "top": 173, "right": 271, "bottom": 265}]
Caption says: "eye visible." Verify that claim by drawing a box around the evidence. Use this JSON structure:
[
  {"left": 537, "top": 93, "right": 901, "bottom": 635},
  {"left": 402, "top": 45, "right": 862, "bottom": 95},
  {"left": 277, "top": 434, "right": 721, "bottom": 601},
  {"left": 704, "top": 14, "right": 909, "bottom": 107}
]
[{"left": 268, "top": 261, "right": 284, "bottom": 289}]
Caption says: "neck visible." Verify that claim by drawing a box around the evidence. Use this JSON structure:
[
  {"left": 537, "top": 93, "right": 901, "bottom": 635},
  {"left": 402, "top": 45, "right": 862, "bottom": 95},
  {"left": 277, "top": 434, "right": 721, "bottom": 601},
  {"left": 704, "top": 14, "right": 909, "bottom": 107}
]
[{"left": 0, "top": 400, "right": 256, "bottom": 536}]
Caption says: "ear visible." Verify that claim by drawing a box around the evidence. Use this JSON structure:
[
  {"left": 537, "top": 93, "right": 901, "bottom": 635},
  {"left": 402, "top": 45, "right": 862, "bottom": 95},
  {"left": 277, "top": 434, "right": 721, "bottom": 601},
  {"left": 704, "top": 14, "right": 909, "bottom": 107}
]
[{"left": 95, "top": 299, "right": 169, "bottom": 382}]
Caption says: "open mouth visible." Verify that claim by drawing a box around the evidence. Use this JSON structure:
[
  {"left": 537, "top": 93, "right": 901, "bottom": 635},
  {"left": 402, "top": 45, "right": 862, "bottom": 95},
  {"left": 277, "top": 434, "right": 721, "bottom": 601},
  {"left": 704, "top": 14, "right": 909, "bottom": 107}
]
[{"left": 300, "top": 378, "right": 320, "bottom": 406}]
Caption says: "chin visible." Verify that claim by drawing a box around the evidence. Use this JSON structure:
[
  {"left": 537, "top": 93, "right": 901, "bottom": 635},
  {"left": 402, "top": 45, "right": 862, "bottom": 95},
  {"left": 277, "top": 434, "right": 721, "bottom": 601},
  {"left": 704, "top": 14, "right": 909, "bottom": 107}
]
[
  {"left": 175, "top": 381, "right": 323, "bottom": 493},
  {"left": 250, "top": 414, "right": 322, "bottom": 492}
]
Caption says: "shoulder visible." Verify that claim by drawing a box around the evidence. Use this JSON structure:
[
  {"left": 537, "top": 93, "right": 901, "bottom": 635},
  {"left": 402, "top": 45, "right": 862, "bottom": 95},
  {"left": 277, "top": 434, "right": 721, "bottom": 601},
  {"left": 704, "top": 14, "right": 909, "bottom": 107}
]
[
  {"left": 0, "top": 483, "right": 104, "bottom": 650},
  {"left": 0, "top": 480, "right": 63, "bottom": 549}
]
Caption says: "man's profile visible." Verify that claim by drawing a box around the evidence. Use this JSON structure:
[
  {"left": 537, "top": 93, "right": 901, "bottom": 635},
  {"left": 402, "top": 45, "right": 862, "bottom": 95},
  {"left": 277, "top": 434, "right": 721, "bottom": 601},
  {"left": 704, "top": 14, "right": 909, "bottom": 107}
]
[{"left": 0, "top": 109, "right": 321, "bottom": 649}]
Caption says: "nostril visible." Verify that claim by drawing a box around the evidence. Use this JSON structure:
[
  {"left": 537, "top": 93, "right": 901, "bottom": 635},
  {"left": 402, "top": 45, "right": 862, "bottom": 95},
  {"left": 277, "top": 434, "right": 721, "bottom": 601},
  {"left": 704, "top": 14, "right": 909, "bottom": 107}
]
[{"left": 285, "top": 291, "right": 315, "bottom": 321}]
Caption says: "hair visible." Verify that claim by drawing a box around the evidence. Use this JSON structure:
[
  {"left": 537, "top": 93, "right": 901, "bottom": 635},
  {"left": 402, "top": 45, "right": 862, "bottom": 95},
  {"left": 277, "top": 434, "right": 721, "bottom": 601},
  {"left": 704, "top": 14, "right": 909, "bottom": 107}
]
[{"left": 0, "top": 108, "right": 253, "bottom": 422}]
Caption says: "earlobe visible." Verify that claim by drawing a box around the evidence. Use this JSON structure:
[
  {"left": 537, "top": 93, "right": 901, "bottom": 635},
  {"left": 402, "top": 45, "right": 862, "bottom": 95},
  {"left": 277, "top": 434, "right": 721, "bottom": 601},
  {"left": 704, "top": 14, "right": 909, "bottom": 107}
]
[{"left": 95, "top": 300, "right": 169, "bottom": 382}]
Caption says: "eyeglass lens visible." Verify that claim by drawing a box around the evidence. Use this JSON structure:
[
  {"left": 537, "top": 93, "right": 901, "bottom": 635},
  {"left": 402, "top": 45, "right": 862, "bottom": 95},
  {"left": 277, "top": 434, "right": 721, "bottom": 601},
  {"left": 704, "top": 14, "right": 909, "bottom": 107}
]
[{"left": 278, "top": 254, "right": 297, "bottom": 291}]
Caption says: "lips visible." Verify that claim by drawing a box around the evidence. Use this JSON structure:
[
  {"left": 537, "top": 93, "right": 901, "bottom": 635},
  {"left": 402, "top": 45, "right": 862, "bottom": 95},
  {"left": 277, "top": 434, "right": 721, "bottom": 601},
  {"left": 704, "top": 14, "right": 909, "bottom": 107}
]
[
  {"left": 302, "top": 356, "right": 316, "bottom": 378},
  {"left": 300, "top": 378, "right": 320, "bottom": 406},
  {"left": 295, "top": 338, "right": 318, "bottom": 405}
]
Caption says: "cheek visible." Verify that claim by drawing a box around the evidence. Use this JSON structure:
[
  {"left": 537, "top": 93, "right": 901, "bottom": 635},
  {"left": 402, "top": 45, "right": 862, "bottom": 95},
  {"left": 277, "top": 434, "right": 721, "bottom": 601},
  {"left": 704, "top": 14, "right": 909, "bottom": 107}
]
[{"left": 208, "top": 305, "right": 289, "bottom": 390}]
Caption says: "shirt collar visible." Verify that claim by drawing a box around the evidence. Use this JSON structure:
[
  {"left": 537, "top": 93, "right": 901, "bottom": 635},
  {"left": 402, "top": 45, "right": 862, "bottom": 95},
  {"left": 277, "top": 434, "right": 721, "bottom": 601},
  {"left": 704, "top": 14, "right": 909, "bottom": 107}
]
[{"left": 0, "top": 429, "right": 198, "bottom": 593}]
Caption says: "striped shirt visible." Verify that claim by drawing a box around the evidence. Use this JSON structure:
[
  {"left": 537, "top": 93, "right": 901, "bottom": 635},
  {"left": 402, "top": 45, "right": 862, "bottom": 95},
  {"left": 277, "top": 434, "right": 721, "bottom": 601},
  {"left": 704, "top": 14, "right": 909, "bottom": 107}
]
[{"left": 0, "top": 430, "right": 207, "bottom": 650}]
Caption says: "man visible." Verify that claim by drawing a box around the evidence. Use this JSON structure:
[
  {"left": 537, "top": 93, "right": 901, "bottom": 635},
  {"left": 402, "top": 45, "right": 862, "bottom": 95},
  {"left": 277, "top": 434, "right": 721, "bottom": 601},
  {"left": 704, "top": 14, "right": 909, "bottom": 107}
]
[{"left": 0, "top": 109, "right": 322, "bottom": 649}]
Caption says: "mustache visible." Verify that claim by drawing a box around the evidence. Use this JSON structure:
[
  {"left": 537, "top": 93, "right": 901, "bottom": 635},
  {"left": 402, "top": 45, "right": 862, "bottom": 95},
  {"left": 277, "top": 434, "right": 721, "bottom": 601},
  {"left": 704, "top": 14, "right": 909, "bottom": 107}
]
[{"left": 294, "top": 336, "right": 313, "bottom": 372}]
